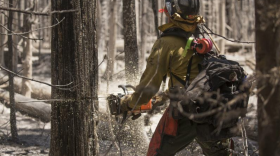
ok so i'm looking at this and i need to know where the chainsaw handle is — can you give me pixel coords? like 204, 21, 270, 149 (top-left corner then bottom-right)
118, 85, 128, 95
125, 85, 136, 91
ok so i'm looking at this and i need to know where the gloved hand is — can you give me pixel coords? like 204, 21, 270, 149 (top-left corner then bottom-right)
120, 95, 132, 113
120, 95, 142, 120
152, 91, 169, 108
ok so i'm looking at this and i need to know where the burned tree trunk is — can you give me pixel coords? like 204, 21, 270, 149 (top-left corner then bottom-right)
103, 0, 117, 80
21, 0, 35, 98
255, 1, 280, 155
152, 0, 159, 38
6, 0, 18, 140
0, 10, 6, 66
50, 0, 99, 155
140, 0, 147, 71
98, 0, 108, 56
123, 0, 139, 85
121, 0, 149, 153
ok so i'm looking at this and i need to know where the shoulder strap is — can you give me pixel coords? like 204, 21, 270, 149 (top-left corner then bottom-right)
161, 28, 198, 88
185, 54, 195, 88
170, 54, 194, 88
160, 27, 192, 40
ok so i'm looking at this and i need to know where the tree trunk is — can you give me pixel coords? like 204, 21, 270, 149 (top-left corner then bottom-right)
21, 0, 34, 98
103, 0, 117, 80
152, 0, 159, 38
0, 13, 5, 66
7, 0, 18, 140
98, 0, 108, 55
50, 0, 99, 155
121, 0, 149, 153
96, 0, 102, 53
140, 0, 147, 71
123, 0, 139, 85
218, 1, 225, 54
255, 1, 280, 156
12, 1, 19, 74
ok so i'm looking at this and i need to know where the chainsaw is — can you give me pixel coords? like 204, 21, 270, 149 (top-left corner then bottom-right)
107, 85, 153, 118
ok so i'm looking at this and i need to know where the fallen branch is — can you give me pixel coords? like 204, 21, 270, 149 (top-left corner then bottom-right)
0, 71, 51, 99
240, 118, 249, 156
0, 88, 51, 122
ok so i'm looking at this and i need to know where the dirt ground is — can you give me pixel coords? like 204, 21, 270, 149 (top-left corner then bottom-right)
0, 95, 259, 156
0, 103, 50, 156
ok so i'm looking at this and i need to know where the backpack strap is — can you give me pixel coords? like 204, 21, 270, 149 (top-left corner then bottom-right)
170, 54, 194, 89
161, 27, 192, 40
160, 27, 196, 88
185, 54, 195, 88
169, 55, 175, 87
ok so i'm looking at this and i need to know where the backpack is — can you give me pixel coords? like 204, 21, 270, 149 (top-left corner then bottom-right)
180, 54, 250, 129
161, 28, 250, 130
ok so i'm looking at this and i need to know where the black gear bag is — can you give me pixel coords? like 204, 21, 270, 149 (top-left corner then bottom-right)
171, 54, 250, 129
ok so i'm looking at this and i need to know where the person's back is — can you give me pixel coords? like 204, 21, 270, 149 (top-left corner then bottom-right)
126, 34, 202, 107
120, 0, 235, 155
145, 32, 233, 156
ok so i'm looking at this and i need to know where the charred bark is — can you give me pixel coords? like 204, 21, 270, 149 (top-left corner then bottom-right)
140, 0, 147, 71
151, 0, 159, 38
0, 11, 5, 66
50, 0, 99, 155
255, 1, 280, 155
123, 0, 139, 85
6, 0, 18, 140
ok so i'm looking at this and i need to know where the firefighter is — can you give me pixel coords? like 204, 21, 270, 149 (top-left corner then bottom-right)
121, 0, 234, 155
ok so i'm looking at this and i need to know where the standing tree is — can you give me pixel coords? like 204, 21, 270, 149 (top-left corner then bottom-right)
151, 0, 159, 38
255, 1, 280, 155
103, 0, 117, 80
120, 1, 149, 155
0, 10, 5, 66
123, 0, 139, 85
21, 0, 35, 97
50, 0, 99, 155
6, 0, 18, 140
140, 0, 147, 71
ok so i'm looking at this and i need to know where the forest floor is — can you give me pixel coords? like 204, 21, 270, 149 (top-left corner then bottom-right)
0, 52, 259, 156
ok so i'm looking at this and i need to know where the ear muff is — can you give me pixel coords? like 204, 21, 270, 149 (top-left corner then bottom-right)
205, 38, 213, 51
195, 38, 213, 54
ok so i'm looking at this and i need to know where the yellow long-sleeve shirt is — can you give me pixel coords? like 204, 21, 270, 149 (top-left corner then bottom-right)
128, 35, 202, 108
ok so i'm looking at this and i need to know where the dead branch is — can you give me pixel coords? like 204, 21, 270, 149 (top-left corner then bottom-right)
240, 118, 249, 156
177, 93, 248, 120
0, 6, 78, 16
0, 65, 73, 89
0, 23, 42, 40
0, 17, 65, 36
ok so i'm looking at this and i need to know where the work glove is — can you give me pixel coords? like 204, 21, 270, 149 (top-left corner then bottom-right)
152, 91, 169, 108
120, 95, 132, 113
120, 95, 142, 120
